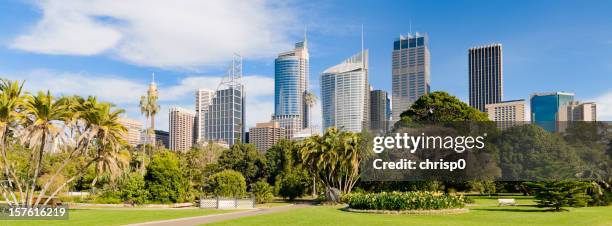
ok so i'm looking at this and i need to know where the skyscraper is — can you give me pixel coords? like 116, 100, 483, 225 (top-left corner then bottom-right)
249, 121, 286, 152
205, 55, 245, 146
274, 38, 309, 133
392, 32, 430, 123
169, 107, 195, 152
195, 89, 213, 143
469, 44, 503, 112
321, 50, 369, 132
118, 117, 143, 147
530, 92, 575, 132
370, 89, 390, 134
558, 101, 597, 122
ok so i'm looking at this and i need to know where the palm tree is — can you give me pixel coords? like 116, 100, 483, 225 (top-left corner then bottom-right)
303, 91, 318, 196
139, 92, 159, 174
41, 101, 126, 206
21, 91, 69, 206
0, 79, 26, 205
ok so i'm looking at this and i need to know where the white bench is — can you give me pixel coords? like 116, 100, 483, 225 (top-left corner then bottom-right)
498, 198, 517, 206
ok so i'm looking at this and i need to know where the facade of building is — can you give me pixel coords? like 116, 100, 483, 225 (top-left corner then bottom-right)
169, 107, 195, 151
205, 86, 245, 146
558, 101, 597, 121
485, 99, 525, 129
469, 44, 503, 112
195, 89, 214, 143
154, 130, 170, 149
249, 121, 286, 152
370, 89, 390, 134
321, 50, 369, 132
274, 39, 310, 131
392, 32, 430, 123
271, 115, 301, 140
118, 117, 143, 147
530, 92, 575, 132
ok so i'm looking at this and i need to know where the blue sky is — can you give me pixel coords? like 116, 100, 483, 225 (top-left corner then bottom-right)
1, 0, 611, 131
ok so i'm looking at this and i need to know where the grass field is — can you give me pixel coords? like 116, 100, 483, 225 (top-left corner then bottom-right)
207, 197, 612, 226
1, 208, 234, 226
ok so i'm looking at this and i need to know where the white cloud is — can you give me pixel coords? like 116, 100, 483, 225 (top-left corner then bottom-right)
4, 70, 281, 130
590, 91, 612, 121
10, 0, 298, 69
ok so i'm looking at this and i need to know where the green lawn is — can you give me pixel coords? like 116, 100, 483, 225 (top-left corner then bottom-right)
207, 200, 612, 226
2, 208, 234, 226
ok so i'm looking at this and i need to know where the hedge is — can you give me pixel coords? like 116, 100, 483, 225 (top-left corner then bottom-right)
343, 191, 465, 210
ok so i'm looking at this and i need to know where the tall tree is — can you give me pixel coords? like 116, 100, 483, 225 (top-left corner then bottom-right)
21, 91, 69, 206
0, 79, 26, 205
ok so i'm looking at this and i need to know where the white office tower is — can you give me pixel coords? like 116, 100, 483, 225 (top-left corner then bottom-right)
321, 50, 369, 132
169, 107, 195, 152
195, 89, 213, 143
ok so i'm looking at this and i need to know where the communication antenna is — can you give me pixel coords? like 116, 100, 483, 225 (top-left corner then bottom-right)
217, 53, 243, 91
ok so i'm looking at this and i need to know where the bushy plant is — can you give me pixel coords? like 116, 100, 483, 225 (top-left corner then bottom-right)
208, 170, 247, 197
344, 191, 465, 211
278, 171, 309, 200
251, 181, 274, 203
145, 151, 190, 203
524, 181, 590, 211
119, 173, 149, 205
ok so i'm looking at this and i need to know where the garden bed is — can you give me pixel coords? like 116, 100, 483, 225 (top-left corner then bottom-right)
345, 207, 469, 215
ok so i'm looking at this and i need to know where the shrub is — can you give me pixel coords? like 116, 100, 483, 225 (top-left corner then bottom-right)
344, 191, 465, 211
251, 181, 274, 203
119, 173, 149, 205
524, 181, 590, 211
278, 171, 309, 200
209, 170, 247, 197
145, 151, 190, 203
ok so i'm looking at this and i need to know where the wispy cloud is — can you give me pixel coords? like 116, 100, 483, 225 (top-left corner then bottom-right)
590, 90, 612, 121
10, 0, 300, 70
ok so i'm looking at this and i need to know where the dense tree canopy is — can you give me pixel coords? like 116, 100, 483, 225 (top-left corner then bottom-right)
398, 91, 489, 123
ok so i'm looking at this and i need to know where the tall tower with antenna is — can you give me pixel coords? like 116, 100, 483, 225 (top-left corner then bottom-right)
205, 54, 246, 146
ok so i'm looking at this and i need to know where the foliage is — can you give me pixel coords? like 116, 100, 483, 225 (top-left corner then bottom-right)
498, 125, 583, 180
278, 170, 310, 200
208, 170, 247, 198
398, 91, 489, 123
265, 140, 300, 185
300, 127, 366, 195
218, 143, 267, 185
343, 191, 465, 210
145, 151, 190, 203
251, 181, 274, 203
467, 180, 496, 195
119, 173, 149, 205
524, 181, 590, 211
181, 142, 227, 192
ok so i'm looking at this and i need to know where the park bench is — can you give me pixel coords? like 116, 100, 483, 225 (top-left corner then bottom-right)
497, 198, 517, 206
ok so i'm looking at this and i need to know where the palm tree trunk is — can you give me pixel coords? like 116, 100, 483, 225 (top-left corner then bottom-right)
28, 132, 46, 207
42, 157, 100, 206
1, 132, 22, 206
150, 115, 156, 147
141, 116, 148, 176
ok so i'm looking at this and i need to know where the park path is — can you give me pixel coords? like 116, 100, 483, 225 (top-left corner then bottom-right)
125, 203, 311, 226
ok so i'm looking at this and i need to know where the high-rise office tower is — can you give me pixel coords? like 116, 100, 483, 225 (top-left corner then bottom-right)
485, 99, 525, 129
206, 55, 245, 146
274, 37, 310, 134
370, 90, 390, 134
392, 32, 430, 123
118, 117, 143, 147
195, 89, 213, 143
469, 44, 503, 112
321, 50, 369, 132
169, 107, 195, 151
530, 92, 575, 132
249, 121, 286, 152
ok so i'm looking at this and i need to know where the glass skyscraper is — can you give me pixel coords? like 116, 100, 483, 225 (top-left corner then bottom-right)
530, 92, 574, 132
321, 50, 369, 132
274, 40, 309, 130
392, 32, 430, 123
205, 86, 245, 146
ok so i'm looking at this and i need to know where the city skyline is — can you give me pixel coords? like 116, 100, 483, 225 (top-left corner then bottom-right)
1, 0, 611, 132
